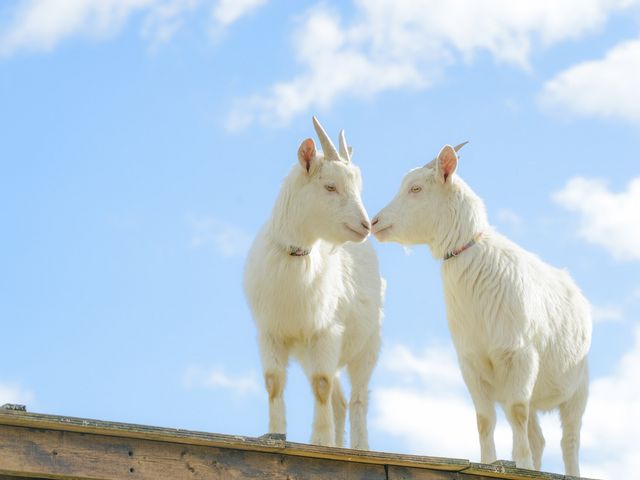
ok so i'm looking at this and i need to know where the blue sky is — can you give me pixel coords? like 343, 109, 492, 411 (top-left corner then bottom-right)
1, 1, 640, 478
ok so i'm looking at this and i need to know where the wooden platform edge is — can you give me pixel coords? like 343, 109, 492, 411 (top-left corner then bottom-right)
0, 406, 598, 480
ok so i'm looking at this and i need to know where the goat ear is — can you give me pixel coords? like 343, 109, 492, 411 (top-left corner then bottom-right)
348, 146, 353, 157
298, 138, 316, 174
436, 144, 458, 183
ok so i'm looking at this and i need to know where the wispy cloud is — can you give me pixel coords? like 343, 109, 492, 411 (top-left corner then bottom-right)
183, 366, 260, 395
0, 0, 267, 57
188, 214, 253, 258
553, 177, 640, 261
540, 38, 640, 123
228, 0, 637, 129
141, 0, 201, 47
0, 0, 157, 57
210, 0, 268, 28
373, 334, 640, 477
0, 382, 35, 406
592, 304, 624, 324
496, 208, 524, 234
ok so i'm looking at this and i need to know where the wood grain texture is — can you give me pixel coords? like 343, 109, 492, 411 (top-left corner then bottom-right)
0, 476, 48, 480
0, 409, 599, 480
461, 463, 598, 480
0, 424, 386, 480
388, 465, 461, 479
0, 409, 467, 472
387, 465, 545, 480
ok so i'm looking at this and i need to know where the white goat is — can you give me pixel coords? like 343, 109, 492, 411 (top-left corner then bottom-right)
372, 144, 591, 476
244, 117, 383, 449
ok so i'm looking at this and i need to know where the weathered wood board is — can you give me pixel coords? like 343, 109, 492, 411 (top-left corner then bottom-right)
0, 406, 597, 480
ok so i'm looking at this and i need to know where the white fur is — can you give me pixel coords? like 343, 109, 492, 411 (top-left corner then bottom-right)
372, 145, 591, 476
244, 120, 383, 449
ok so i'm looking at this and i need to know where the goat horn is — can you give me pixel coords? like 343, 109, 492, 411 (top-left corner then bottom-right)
312, 116, 339, 161
338, 129, 350, 163
454, 141, 469, 152
424, 141, 469, 167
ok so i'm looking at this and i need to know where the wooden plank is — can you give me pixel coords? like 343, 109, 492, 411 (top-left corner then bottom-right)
461, 463, 599, 480
0, 476, 48, 480
0, 424, 388, 480
388, 465, 462, 479
0, 408, 599, 480
0, 410, 468, 472
389, 465, 522, 480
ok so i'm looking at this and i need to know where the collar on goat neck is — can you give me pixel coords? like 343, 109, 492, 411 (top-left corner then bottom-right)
288, 245, 311, 257
266, 221, 313, 257
443, 232, 483, 261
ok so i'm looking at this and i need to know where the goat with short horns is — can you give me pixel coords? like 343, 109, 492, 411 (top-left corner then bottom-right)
244, 117, 384, 449
372, 143, 591, 476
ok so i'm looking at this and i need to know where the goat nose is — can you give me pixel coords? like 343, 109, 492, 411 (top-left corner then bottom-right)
361, 220, 371, 231
371, 216, 379, 227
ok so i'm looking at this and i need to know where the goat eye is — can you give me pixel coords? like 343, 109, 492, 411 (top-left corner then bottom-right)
325, 184, 337, 192
410, 185, 422, 193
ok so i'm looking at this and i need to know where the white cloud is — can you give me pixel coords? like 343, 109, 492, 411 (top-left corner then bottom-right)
540, 38, 640, 123
211, 0, 268, 28
496, 208, 523, 233
0, 0, 157, 57
141, 0, 201, 46
580, 324, 640, 478
373, 333, 640, 478
382, 344, 463, 391
229, 0, 637, 128
188, 214, 253, 258
183, 366, 260, 395
553, 177, 640, 261
0, 0, 266, 56
372, 343, 514, 462
592, 304, 624, 324
0, 382, 35, 406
